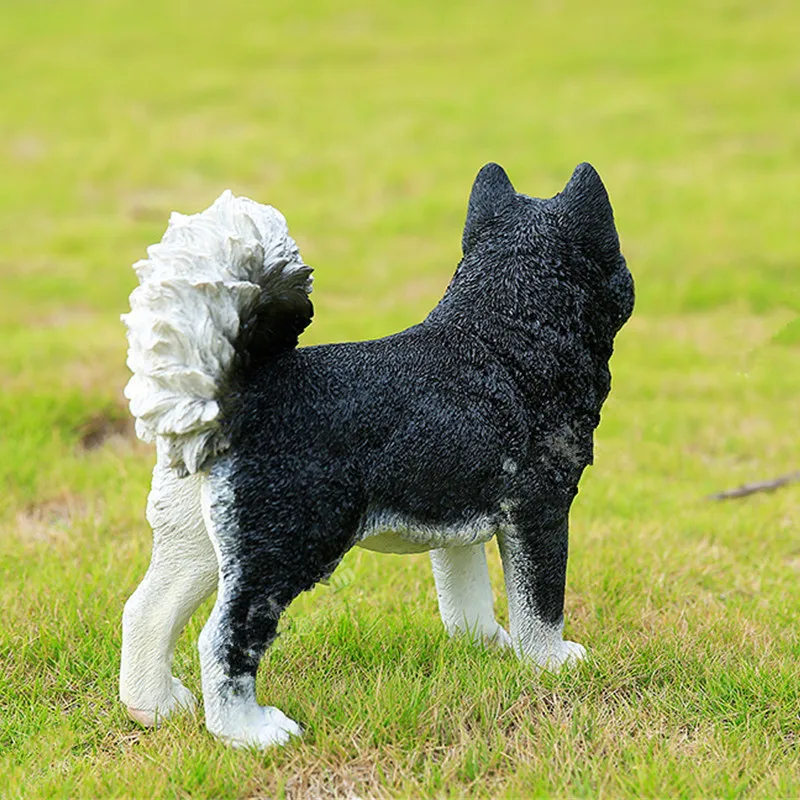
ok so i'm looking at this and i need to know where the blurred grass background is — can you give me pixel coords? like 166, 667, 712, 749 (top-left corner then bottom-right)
1, 0, 798, 797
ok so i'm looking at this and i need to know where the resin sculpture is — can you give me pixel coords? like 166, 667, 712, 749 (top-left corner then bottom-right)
120, 163, 634, 747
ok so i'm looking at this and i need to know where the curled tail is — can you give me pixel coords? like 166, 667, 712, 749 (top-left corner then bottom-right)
122, 190, 312, 475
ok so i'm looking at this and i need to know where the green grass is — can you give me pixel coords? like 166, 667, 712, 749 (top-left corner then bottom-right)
1, 0, 798, 796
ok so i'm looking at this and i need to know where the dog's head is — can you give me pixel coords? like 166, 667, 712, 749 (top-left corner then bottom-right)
461, 163, 634, 333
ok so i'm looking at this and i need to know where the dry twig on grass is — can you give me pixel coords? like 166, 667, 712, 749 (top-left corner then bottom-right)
707, 471, 800, 501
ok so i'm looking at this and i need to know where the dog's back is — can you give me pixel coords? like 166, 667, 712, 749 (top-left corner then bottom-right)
221, 162, 633, 556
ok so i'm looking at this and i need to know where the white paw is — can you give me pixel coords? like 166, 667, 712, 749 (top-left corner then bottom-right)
126, 677, 197, 727
536, 640, 587, 671
481, 623, 513, 650
217, 706, 302, 749
447, 620, 513, 649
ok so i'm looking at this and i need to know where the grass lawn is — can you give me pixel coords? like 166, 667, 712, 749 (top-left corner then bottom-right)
1, 0, 798, 796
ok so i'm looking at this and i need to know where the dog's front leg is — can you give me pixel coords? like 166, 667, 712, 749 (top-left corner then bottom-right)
497, 499, 586, 669
430, 543, 511, 648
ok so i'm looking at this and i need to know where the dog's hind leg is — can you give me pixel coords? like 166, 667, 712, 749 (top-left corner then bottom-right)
430, 543, 511, 648
197, 460, 360, 748
120, 450, 219, 726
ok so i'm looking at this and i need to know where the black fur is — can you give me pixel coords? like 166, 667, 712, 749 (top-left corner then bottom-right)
236, 265, 314, 365
208, 163, 633, 683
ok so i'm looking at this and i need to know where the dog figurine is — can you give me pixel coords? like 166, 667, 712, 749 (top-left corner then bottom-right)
120, 163, 634, 748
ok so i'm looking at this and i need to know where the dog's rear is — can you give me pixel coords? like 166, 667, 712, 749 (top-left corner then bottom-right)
120, 165, 633, 748
120, 191, 313, 742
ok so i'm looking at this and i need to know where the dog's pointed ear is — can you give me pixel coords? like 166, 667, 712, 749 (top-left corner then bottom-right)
462, 163, 516, 254
557, 163, 620, 267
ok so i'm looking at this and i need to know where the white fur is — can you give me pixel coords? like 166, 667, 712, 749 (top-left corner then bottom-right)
429, 544, 512, 648
358, 509, 498, 553
121, 190, 311, 474
119, 441, 218, 724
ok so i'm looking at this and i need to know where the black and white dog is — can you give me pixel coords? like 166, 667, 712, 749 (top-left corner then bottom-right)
120, 163, 634, 748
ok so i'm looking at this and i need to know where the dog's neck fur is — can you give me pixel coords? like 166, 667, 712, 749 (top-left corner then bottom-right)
430, 251, 615, 351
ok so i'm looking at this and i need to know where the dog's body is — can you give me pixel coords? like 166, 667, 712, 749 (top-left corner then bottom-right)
120, 163, 633, 747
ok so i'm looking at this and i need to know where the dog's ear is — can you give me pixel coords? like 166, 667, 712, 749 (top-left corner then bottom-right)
557, 163, 620, 268
462, 163, 516, 254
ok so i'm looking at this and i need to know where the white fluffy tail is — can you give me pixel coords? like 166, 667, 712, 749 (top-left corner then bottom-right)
122, 190, 312, 475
